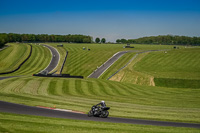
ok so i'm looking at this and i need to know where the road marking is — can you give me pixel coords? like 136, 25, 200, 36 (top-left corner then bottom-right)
37, 106, 85, 114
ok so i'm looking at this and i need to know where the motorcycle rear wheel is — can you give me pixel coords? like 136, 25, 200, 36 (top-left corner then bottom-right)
88, 110, 93, 117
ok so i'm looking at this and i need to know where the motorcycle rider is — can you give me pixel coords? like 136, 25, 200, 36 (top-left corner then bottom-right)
92, 101, 106, 115
97, 100, 106, 107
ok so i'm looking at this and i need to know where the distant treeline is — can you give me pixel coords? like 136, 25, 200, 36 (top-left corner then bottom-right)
116, 35, 200, 45
0, 33, 92, 48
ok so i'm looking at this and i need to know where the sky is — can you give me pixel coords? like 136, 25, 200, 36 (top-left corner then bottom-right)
0, 0, 200, 42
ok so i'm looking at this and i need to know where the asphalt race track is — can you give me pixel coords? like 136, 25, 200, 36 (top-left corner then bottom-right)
0, 101, 200, 128
0, 76, 17, 80
42, 44, 60, 73
88, 51, 128, 78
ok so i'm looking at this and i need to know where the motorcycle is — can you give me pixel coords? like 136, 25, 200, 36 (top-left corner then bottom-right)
88, 105, 110, 118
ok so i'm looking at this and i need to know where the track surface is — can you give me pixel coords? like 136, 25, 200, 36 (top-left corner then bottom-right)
0, 76, 16, 80
88, 51, 128, 78
42, 44, 60, 73
0, 101, 199, 128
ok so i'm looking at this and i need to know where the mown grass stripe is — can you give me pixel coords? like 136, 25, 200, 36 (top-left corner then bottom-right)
0, 43, 28, 73
11, 44, 40, 75
95, 80, 111, 96
75, 79, 84, 95
2, 79, 26, 93
90, 80, 104, 96
86, 81, 96, 95
0, 44, 31, 74
62, 79, 70, 95
103, 81, 127, 96
21, 79, 41, 95
7, 44, 28, 70
38, 78, 51, 95
98, 80, 121, 96
4, 44, 51, 76
26, 45, 46, 73
68, 79, 76, 95
55, 80, 64, 95
48, 80, 57, 95
0, 78, 18, 91
79, 80, 90, 96
114, 82, 136, 96
120, 83, 146, 97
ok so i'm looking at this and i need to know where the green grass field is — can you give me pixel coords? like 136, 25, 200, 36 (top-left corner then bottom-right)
60, 43, 128, 77
0, 76, 199, 123
45, 43, 172, 77
0, 112, 199, 133
110, 52, 157, 86
0, 43, 30, 73
111, 47, 200, 88
134, 48, 200, 79
0, 43, 200, 132
0, 43, 51, 76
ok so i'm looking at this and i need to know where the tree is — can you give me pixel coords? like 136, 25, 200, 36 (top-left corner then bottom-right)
101, 38, 106, 43
116, 39, 121, 43
83, 37, 92, 43
121, 39, 127, 44
116, 39, 127, 44
95, 37, 100, 43
0, 33, 8, 48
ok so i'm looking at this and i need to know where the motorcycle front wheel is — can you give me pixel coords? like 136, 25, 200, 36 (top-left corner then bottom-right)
100, 110, 109, 118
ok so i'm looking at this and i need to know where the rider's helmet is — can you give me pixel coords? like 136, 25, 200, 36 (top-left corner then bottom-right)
101, 100, 105, 103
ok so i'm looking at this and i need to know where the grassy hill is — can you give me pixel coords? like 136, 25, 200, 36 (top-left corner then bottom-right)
0, 76, 199, 123
0, 43, 51, 76
110, 52, 155, 86
134, 48, 200, 88
46, 43, 172, 77
134, 48, 200, 79
58, 43, 128, 77
0, 43, 200, 132
110, 47, 200, 88
0, 43, 30, 73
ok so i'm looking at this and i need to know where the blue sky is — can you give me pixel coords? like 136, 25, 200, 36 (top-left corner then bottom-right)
0, 0, 200, 42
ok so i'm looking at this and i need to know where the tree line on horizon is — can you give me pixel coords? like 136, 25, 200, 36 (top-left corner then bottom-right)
0, 33, 92, 48
1, 33, 200, 48
116, 35, 200, 45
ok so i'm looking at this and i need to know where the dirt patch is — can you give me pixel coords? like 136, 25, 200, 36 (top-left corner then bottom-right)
150, 77, 155, 86
110, 71, 124, 82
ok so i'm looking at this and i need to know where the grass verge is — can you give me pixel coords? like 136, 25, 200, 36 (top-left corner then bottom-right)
154, 78, 200, 88
0, 112, 199, 133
